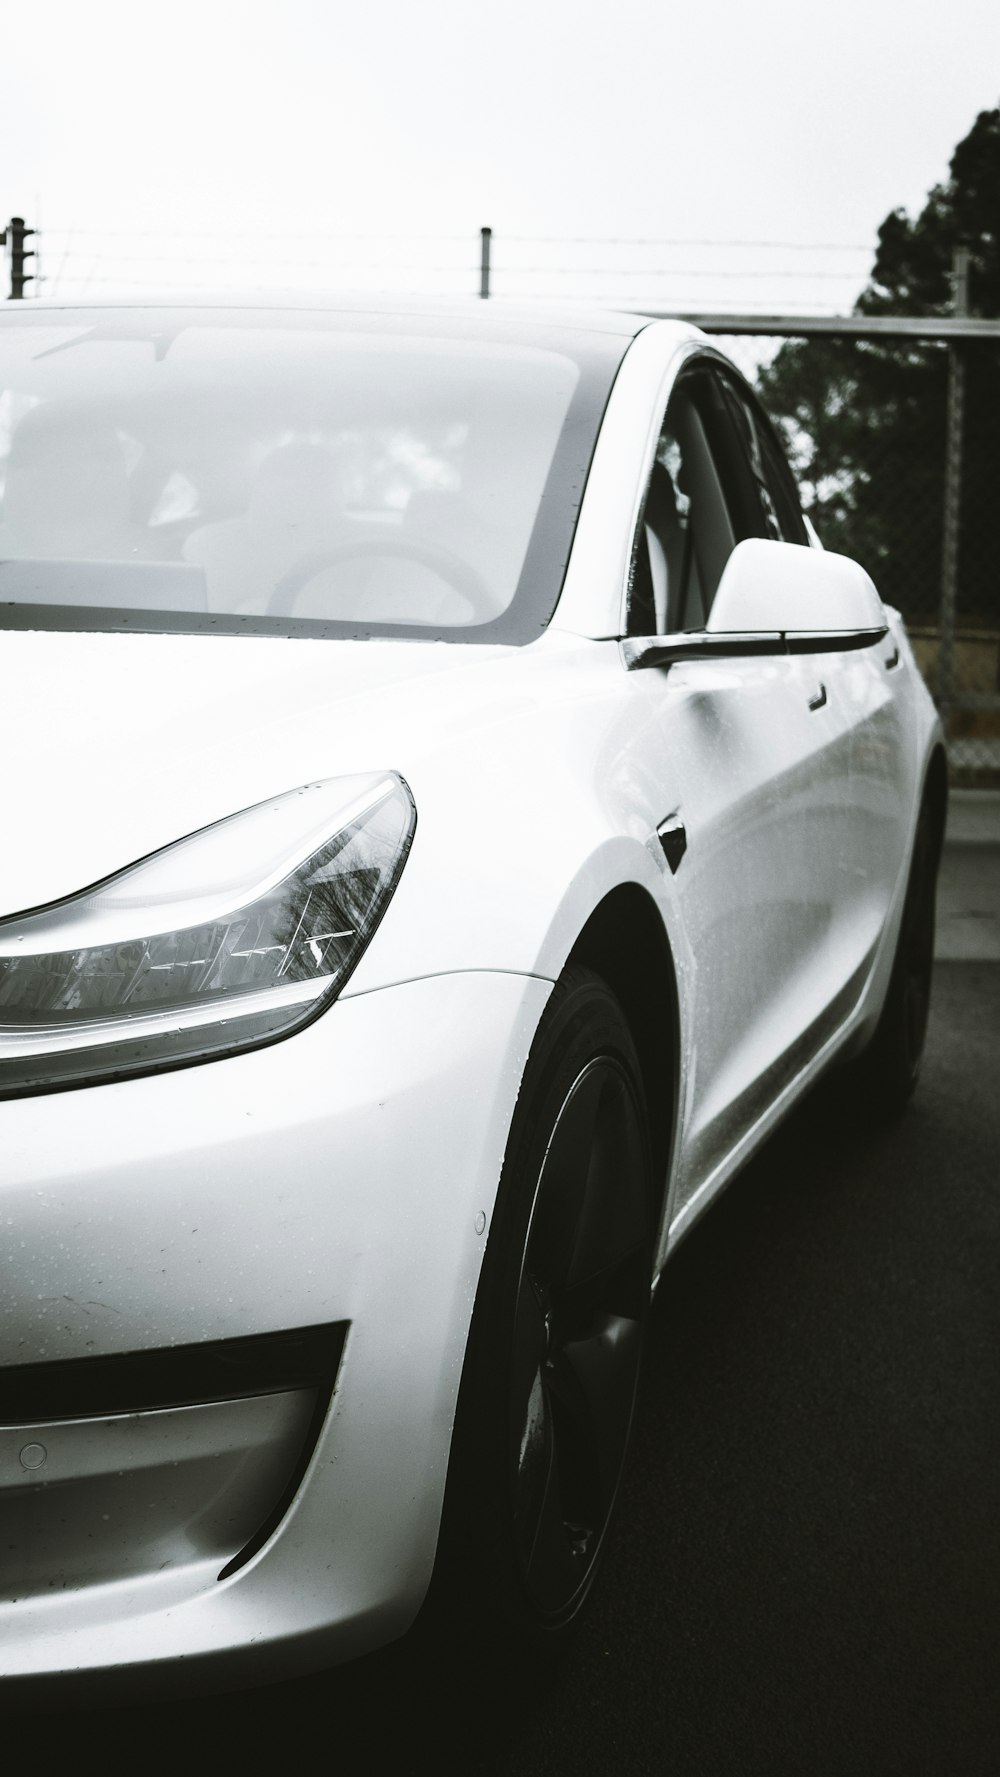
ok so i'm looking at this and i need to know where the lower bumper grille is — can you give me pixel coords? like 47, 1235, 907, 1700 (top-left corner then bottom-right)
0, 1324, 348, 1599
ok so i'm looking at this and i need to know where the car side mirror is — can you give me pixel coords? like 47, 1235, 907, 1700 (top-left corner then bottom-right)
624, 537, 888, 671
706, 537, 887, 637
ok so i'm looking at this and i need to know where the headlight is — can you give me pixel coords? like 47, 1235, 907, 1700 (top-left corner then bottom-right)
0, 771, 415, 1096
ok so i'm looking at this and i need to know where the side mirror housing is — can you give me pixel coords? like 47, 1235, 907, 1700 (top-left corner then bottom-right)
707, 537, 886, 636
623, 538, 888, 672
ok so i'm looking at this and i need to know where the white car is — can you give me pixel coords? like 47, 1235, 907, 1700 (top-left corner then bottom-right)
0, 298, 944, 1698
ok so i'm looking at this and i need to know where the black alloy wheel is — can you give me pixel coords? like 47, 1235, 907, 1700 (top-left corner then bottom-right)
510, 1051, 649, 1618
422, 966, 655, 1669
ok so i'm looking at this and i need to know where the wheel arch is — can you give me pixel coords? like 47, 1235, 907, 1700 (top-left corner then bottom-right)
564, 883, 680, 1248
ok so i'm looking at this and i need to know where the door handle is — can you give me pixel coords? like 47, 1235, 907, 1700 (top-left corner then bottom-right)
807, 683, 827, 712
883, 645, 900, 670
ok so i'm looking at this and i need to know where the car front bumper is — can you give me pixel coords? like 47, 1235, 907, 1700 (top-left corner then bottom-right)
0, 969, 550, 1697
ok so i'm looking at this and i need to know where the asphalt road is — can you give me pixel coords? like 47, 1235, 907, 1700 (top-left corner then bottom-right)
7, 842, 999, 1774
471, 955, 1000, 1777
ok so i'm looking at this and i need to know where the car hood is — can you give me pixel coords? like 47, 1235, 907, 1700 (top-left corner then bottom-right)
0, 627, 537, 918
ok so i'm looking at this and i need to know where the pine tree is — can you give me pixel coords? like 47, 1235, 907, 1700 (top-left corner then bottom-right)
758, 106, 1000, 627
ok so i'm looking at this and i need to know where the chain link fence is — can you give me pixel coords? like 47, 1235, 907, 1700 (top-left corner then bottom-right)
697, 320, 1000, 786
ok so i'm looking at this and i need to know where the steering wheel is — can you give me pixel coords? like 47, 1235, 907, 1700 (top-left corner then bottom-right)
266, 536, 494, 618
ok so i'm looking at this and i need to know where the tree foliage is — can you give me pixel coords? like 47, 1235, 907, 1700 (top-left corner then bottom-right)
757, 106, 1000, 624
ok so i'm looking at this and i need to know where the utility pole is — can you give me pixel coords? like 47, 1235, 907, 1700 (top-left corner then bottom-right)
936, 243, 970, 720
479, 226, 492, 299
1, 217, 36, 299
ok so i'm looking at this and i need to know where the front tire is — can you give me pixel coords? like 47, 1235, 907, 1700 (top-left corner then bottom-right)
422, 965, 654, 1668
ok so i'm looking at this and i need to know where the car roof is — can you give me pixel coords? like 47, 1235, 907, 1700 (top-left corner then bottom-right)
0, 292, 693, 348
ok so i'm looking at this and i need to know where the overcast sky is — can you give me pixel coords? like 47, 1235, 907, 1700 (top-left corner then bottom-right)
1, 0, 998, 313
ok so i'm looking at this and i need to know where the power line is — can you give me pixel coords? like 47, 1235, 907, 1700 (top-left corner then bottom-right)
493, 266, 865, 280
502, 235, 872, 252
33, 278, 858, 315
42, 254, 483, 271
36, 226, 873, 254
35, 276, 466, 294
37, 227, 474, 243
36, 253, 868, 281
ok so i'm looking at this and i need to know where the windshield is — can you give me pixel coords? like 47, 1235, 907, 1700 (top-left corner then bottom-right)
0, 307, 629, 644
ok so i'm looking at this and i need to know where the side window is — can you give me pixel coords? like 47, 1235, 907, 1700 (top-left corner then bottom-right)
626, 371, 738, 636
626, 361, 814, 637
718, 376, 809, 546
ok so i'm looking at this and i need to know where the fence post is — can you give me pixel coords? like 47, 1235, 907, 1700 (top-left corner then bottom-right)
937, 244, 970, 720
479, 226, 492, 300
1, 217, 35, 300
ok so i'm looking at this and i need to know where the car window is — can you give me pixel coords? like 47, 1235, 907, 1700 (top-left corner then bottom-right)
626, 359, 812, 637
0, 309, 629, 645
717, 374, 809, 546
627, 368, 739, 636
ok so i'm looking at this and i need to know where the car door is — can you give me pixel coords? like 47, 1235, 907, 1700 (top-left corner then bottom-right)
625, 358, 866, 1216
721, 371, 914, 1063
